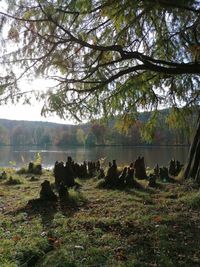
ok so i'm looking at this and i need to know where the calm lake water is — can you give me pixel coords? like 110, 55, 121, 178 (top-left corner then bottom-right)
0, 145, 189, 169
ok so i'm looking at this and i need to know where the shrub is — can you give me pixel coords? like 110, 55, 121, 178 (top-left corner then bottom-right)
5, 176, 22, 185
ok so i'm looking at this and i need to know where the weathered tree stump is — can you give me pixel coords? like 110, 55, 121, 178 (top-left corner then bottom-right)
134, 157, 147, 179
40, 180, 57, 201
169, 159, 176, 176
58, 183, 69, 202
148, 174, 157, 187
105, 160, 118, 186
125, 167, 135, 187
159, 167, 169, 182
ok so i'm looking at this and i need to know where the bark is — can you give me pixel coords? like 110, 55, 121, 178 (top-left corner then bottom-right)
183, 112, 200, 182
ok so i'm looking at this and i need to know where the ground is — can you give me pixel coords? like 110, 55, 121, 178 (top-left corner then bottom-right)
0, 168, 200, 267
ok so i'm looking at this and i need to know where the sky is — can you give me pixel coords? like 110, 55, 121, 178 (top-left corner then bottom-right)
0, 78, 73, 125
0, 102, 70, 124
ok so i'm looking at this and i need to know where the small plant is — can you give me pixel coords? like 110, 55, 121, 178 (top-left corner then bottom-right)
68, 189, 87, 206
34, 152, 42, 165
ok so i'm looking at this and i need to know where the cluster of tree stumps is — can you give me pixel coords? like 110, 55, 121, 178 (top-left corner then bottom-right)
17, 162, 42, 176
169, 159, 183, 176
28, 162, 42, 175
37, 157, 103, 203
28, 156, 184, 204
100, 157, 145, 189
102, 159, 142, 189
150, 159, 183, 186
100, 157, 183, 189
54, 156, 102, 188
39, 179, 69, 202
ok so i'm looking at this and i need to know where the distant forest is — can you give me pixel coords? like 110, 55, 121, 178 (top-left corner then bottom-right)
0, 110, 195, 146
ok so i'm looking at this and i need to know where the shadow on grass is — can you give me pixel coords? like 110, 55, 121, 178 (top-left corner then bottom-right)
130, 217, 200, 267
8, 191, 88, 228
78, 213, 200, 267
97, 178, 143, 190
96, 178, 163, 195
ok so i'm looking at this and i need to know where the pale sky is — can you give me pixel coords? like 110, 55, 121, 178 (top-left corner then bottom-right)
0, 78, 73, 125
0, 103, 70, 124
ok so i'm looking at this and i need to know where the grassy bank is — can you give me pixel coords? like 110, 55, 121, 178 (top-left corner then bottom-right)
0, 169, 200, 266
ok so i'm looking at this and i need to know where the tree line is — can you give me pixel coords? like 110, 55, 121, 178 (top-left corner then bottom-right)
0, 109, 195, 146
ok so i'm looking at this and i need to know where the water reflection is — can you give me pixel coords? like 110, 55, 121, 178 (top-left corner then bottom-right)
0, 145, 189, 168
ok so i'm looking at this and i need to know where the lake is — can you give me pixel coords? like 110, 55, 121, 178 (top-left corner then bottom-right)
0, 145, 189, 169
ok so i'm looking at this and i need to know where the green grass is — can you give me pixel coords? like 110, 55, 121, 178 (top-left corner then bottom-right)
179, 191, 200, 209
0, 169, 200, 266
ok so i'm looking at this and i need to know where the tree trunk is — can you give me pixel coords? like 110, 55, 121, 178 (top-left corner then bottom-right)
183, 112, 200, 182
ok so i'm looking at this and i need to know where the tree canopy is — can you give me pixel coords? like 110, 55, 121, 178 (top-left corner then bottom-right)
0, 0, 199, 122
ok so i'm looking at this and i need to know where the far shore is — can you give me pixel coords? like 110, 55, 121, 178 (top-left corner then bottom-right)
0, 144, 190, 148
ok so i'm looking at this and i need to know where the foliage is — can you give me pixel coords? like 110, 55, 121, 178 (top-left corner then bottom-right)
34, 152, 42, 165
0, 0, 199, 123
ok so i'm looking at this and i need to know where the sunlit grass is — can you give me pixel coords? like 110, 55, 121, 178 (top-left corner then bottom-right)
0, 169, 200, 266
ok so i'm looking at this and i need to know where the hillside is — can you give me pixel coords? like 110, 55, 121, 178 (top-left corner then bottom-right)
0, 109, 194, 146
0, 118, 74, 130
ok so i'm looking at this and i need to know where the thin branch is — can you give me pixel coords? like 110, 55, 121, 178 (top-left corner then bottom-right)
0, 11, 49, 22
147, 0, 200, 13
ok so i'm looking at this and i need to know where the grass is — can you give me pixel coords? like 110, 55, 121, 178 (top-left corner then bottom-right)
179, 191, 200, 209
0, 169, 200, 266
